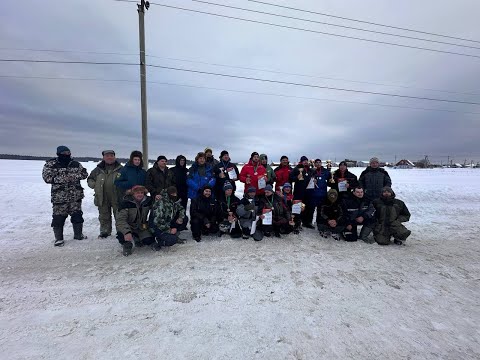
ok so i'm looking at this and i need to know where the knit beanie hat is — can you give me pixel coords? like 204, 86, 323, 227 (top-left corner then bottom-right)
157, 155, 167, 162
220, 150, 229, 158
247, 186, 257, 193
264, 184, 273, 192
300, 156, 308, 162
56, 145, 70, 155
223, 181, 233, 191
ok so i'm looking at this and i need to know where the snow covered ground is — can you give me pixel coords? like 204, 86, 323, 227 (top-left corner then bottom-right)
1, 160, 479, 359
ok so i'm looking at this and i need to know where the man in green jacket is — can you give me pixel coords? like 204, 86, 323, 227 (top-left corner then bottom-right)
87, 150, 123, 238
260, 154, 276, 186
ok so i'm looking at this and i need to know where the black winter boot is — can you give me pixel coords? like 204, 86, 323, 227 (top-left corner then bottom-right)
53, 227, 64, 247
123, 242, 133, 256
73, 223, 87, 240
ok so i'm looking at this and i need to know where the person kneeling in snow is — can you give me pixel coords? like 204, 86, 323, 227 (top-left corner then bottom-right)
317, 189, 345, 240
342, 186, 375, 242
116, 185, 155, 256
237, 186, 264, 241
190, 185, 218, 242
278, 183, 302, 234
259, 184, 293, 237
216, 181, 242, 238
150, 186, 188, 250
373, 186, 411, 245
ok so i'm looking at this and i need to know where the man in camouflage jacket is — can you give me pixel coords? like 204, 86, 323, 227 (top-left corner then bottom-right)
42, 145, 88, 247
150, 186, 188, 248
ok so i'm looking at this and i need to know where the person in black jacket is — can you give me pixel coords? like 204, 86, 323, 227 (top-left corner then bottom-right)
317, 189, 344, 240
216, 181, 242, 238
213, 150, 240, 200
289, 156, 314, 228
373, 186, 411, 245
331, 161, 358, 201
237, 186, 264, 241
259, 185, 293, 237
342, 186, 375, 242
190, 185, 218, 242
171, 155, 188, 210
145, 155, 176, 200
359, 157, 392, 202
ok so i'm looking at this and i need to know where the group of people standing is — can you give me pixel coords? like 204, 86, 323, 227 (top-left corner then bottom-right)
42, 146, 411, 256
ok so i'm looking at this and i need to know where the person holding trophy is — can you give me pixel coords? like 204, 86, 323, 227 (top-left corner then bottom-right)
239, 152, 267, 196
289, 156, 314, 228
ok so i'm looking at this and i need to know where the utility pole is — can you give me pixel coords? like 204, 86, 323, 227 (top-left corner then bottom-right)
138, 0, 149, 169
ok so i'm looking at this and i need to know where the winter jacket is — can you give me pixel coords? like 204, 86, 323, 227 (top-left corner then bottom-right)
237, 194, 263, 229
318, 198, 344, 224
213, 160, 240, 198
259, 193, 291, 224
260, 154, 276, 185
206, 156, 219, 168
239, 159, 267, 195
289, 165, 313, 201
42, 157, 88, 204
116, 195, 152, 235
145, 163, 176, 199
114, 161, 146, 192
217, 193, 241, 222
342, 193, 375, 227
190, 193, 218, 225
359, 167, 392, 201
274, 165, 292, 192
171, 155, 188, 205
331, 169, 358, 197
306, 167, 331, 205
187, 163, 216, 199
150, 188, 186, 233
87, 161, 122, 207
372, 189, 410, 240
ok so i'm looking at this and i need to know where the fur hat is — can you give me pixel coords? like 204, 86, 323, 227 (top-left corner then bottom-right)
370, 157, 380, 163
131, 185, 147, 194
327, 189, 338, 203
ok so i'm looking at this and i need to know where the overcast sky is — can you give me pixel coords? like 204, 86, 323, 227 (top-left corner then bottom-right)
1, 0, 480, 164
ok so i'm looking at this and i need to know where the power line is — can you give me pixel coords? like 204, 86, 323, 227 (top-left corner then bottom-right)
184, 0, 480, 51
247, 0, 480, 45
2, 47, 479, 96
146, 54, 480, 97
3, 74, 479, 115
3, 58, 479, 104
0, 59, 138, 66
142, 2, 480, 60
146, 64, 480, 105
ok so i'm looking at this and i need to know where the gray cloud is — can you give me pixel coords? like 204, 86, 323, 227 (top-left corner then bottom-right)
1, 0, 480, 164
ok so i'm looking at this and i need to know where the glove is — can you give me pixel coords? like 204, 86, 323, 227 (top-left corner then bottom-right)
244, 204, 255, 211
293, 228, 300, 235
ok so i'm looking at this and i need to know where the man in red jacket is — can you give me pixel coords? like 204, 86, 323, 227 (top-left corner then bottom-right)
274, 155, 292, 192
239, 152, 267, 196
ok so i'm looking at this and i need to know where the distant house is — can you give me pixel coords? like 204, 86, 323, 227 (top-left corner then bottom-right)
395, 159, 414, 169
357, 160, 370, 167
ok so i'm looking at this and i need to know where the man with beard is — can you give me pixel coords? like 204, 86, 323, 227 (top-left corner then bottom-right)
171, 155, 188, 210
150, 186, 188, 249
216, 181, 242, 238
274, 155, 292, 192
289, 156, 314, 228
204, 147, 219, 168
87, 150, 123, 238
331, 161, 358, 201
187, 152, 216, 200
359, 157, 392, 202
239, 152, 267, 196
373, 186, 411, 245
190, 185, 218, 242
237, 186, 264, 241
317, 189, 344, 240
116, 185, 154, 256
259, 185, 293, 237
42, 145, 88, 246
342, 186, 375, 242
213, 150, 240, 200
145, 155, 176, 200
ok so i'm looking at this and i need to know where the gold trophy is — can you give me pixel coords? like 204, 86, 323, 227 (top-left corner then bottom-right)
298, 168, 304, 180
329, 170, 335, 184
